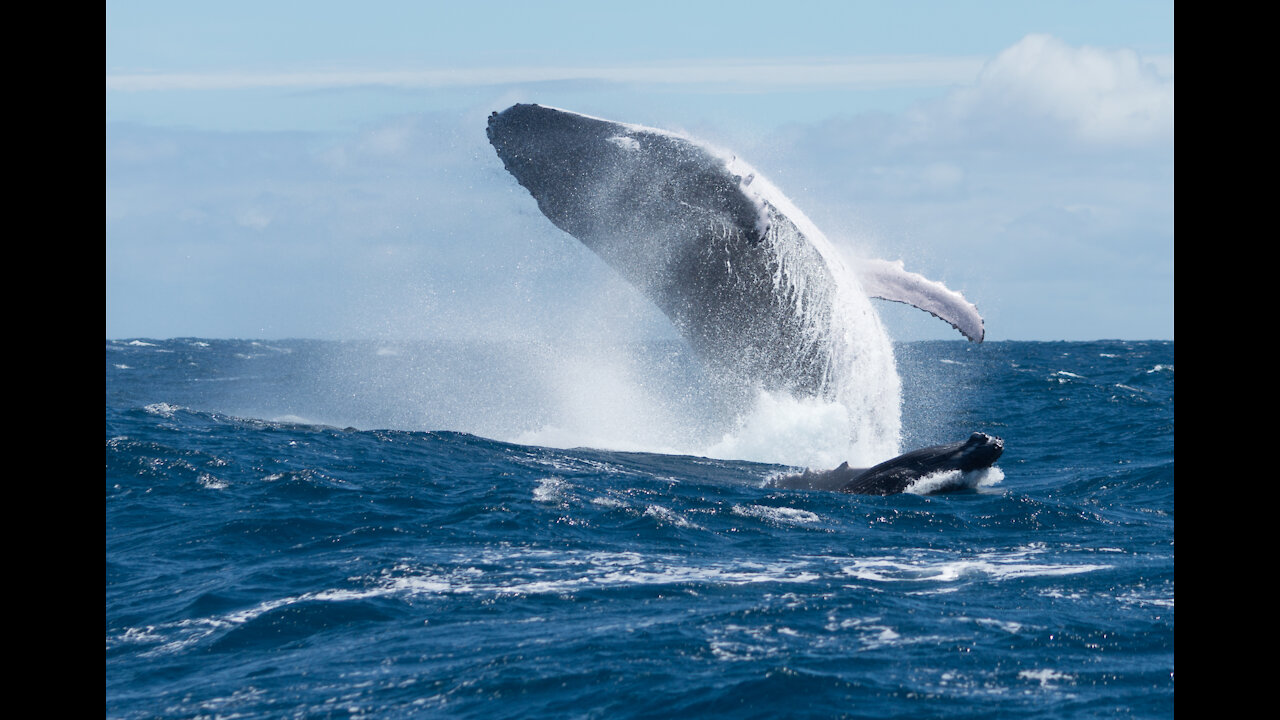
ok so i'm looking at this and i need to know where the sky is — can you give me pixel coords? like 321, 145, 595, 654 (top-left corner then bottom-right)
106, 1, 1174, 342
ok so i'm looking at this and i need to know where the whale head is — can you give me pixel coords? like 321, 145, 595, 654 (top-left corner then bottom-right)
955, 432, 1004, 471
486, 104, 656, 206
486, 104, 767, 254
487, 104, 621, 183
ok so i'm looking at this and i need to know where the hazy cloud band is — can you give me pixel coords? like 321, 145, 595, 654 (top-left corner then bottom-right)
107, 57, 1003, 92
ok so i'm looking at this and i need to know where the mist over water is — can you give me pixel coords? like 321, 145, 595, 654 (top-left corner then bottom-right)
320, 232, 903, 471
243, 210, 908, 470
309, 335, 894, 469
172, 332, 898, 471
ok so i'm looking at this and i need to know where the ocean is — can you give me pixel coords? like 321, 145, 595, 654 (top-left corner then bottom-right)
106, 337, 1173, 718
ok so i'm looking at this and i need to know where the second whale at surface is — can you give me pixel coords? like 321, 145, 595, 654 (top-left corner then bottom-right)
771, 432, 1005, 495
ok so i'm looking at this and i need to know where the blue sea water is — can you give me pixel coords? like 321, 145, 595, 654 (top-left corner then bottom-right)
106, 338, 1173, 718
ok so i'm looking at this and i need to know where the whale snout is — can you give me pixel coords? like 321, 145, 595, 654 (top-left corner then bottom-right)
968, 432, 1003, 448
959, 432, 1004, 470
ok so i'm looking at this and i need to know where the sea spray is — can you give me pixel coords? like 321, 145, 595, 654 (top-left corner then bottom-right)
507, 333, 735, 456
715, 170, 903, 467
704, 390, 861, 469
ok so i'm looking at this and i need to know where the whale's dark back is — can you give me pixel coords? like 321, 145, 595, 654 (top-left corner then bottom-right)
840, 433, 1005, 495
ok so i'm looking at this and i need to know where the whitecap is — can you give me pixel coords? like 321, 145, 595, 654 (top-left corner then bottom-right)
1019, 669, 1073, 688
197, 473, 228, 490
840, 547, 1109, 584
643, 504, 703, 530
731, 504, 821, 525
143, 402, 182, 417
532, 477, 570, 504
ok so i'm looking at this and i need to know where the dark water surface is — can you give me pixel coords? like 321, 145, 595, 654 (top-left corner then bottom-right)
106, 339, 1173, 718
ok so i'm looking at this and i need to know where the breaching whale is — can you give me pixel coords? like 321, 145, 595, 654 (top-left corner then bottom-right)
486, 104, 983, 404
771, 432, 1005, 495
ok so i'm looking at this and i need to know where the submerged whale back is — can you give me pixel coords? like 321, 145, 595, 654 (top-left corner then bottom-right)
769, 432, 1005, 495
488, 104, 857, 397
840, 432, 1005, 495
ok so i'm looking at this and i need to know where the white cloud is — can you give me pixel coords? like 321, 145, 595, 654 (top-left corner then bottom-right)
722, 35, 1173, 340
919, 34, 1173, 147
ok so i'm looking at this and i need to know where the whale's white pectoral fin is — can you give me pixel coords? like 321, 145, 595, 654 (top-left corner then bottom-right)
856, 258, 985, 342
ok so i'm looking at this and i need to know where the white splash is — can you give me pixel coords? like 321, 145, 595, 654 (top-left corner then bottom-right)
905, 467, 1005, 495
718, 152, 903, 465
839, 546, 1109, 584
532, 477, 570, 504
706, 390, 870, 468
731, 504, 822, 525
1019, 669, 1074, 688
143, 402, 182, 418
